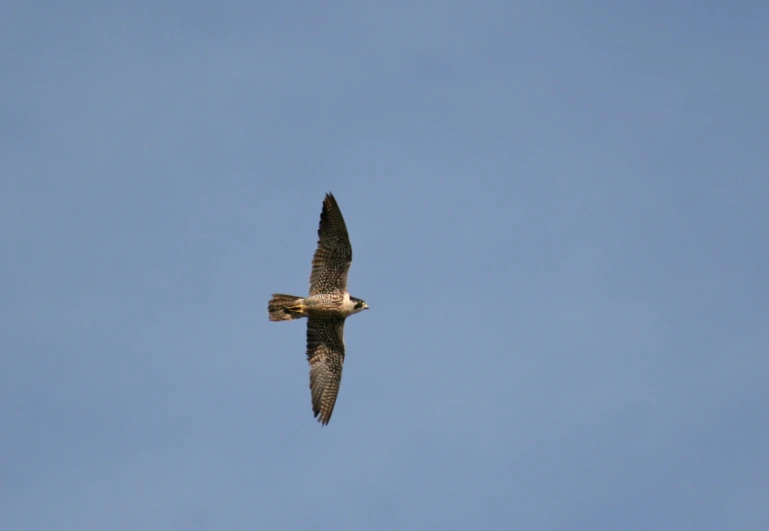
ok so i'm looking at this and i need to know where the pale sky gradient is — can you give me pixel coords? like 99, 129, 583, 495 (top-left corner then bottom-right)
2, 2, 768, 530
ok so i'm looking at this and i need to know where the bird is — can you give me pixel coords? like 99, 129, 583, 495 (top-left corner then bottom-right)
268, 192, 369, 425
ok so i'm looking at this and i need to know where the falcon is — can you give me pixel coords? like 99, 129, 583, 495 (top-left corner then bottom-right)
268, 192, 369, 425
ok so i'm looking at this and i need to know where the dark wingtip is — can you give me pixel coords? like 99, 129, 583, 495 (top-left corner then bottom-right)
321, 193, 340, 225
313, 410, 331, 426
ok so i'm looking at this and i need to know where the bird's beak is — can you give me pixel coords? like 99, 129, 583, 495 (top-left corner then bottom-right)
363, 303, 369, 310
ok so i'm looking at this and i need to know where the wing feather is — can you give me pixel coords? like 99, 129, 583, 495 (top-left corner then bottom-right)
309, 193, 352, 295
306, 317, 346, 425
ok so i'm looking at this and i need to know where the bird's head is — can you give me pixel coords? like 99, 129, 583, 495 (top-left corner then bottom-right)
351, 297, 369, 313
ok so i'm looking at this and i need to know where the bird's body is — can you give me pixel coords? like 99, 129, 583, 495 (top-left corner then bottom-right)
267, 193, 368, 425
305, 292, 359, 316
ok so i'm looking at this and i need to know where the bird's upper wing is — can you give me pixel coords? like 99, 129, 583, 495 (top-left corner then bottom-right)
309, 193, 352, 295
306, 317, 346, 425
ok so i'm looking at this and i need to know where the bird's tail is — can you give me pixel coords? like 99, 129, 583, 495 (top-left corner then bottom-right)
268, 294, 307, 321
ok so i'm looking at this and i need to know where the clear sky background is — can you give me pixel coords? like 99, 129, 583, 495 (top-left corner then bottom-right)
2, 2, 768, 530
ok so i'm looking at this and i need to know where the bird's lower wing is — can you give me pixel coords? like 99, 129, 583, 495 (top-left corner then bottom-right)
306, 317, 346, 425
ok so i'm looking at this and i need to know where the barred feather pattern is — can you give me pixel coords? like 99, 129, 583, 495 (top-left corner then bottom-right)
309, 193, 353, 295
268, 294, 306, 321
307, 317, 346, 425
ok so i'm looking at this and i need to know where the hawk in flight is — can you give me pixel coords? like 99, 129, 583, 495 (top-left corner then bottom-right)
268, 193, 368, 425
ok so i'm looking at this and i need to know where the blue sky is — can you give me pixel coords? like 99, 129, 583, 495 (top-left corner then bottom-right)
2, 2, 768, 529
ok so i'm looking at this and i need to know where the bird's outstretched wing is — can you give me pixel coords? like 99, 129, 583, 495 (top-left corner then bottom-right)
309, 193, 352, 295
306, 317, 346, 425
